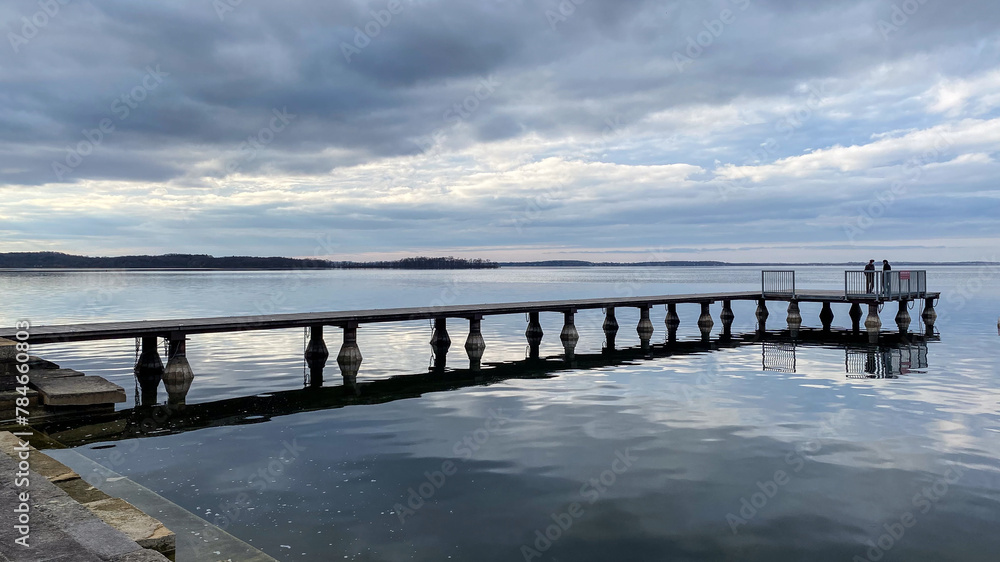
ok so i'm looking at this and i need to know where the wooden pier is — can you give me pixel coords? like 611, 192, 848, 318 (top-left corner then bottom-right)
0, 269, 940, 400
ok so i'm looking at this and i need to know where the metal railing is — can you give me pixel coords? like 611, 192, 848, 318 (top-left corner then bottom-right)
845, 270, 926, 300
845, 342, 928, 378
762, 270, 795, 297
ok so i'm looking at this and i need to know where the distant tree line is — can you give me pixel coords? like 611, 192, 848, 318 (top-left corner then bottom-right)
334, 256, 499, 269
0, 252, 499, 270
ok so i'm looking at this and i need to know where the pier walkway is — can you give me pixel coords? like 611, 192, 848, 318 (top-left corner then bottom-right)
0, 269, 940, 398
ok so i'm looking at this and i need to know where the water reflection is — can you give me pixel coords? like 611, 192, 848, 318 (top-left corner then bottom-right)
759, 330, 934, 379
49, 328, 936, 448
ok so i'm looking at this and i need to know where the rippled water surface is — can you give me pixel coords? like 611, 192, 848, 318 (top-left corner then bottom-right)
3, 266, 999, 561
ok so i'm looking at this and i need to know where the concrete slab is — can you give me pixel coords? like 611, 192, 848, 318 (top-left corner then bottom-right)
32, 375, 126, 406
57, 476, 114, 504
47, 449, 279, 562
0, 449, 143, 562
85, 498, 175, 554
109, 549, 171, 561
27, 368, 85, 380
0, 433, 80, 483
0, 337, 15, 361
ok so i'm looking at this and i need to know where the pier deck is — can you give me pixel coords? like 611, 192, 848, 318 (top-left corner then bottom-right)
0, 289, 937, 344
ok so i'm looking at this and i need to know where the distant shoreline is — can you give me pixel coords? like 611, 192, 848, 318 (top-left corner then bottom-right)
0, 252, 996, 271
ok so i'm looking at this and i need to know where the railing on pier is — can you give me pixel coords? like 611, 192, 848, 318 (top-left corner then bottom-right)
762, 270, 796, 298
845, 270, 927, 300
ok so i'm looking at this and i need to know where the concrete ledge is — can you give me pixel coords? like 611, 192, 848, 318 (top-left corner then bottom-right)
32, 375, 126, 406
0, 337, 15, 361
86, 498, 176, 554
0, 431, 172, 561
0, 446, 148, 561
0, 432, 80, 483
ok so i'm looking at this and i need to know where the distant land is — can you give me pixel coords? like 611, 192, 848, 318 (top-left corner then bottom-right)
0, 252, 996, 270
0, 252, 499, 270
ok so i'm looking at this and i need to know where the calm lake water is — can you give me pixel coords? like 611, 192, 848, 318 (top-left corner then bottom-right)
3, 266, 1000, 561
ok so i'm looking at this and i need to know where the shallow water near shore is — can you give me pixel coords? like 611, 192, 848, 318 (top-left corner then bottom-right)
4, 265, 1000, 561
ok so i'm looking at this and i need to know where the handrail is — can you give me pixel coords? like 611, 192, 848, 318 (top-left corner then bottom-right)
762, 270, 795, 297
845, 270, 926, 300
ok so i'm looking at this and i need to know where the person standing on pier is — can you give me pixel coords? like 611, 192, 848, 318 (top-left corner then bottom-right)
865, 259, 876, 293
882, 259, 892, 296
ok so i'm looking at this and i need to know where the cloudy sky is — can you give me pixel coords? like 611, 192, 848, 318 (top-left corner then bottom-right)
2, 0, 998, 262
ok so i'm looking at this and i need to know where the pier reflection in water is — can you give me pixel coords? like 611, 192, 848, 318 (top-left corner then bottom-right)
56, 327, 936, 447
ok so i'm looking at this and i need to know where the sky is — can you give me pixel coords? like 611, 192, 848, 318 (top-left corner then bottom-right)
1, 0, 998, 262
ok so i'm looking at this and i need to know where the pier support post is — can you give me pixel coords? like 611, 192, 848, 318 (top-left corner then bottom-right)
849, 302, 863, 334
665, 303, 680, 343
304, 325, 330, 387
134, 336, 163, 405
603, 307, 619, 352
430, 318, 451, 371
819, 302, 834, 332
786, 300, 802, 338
865, 304, 882, 343
755, 299, 769, 332
337, 323, 363, 383
465, 316, 486, 371
637, 305, 654, 351
895, 300, 911, 335
697, 302, 714, 343
921, 297, 937, 327
525, 311, 543, 359
720, 300, 735, 340
560, 309, 579, 363
164, 334, 194, 405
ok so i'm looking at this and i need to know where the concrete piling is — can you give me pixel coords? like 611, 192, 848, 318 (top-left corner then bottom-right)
163, 334, 194, 405
134, 336, 163, 405
720, 300, 735, 340
896, 300, 911, 334
849, 302, 863, 334
665, 303, 680, 343
560, 309, 580, 362
525, 311, 543, 359
636, 305, 654, 351
755, 299, 768, 331
337, 323, 362, 382
465, 316, 486, 371
304, 325, 329, 387
786, 300, 802, 338
603, 307, 619, 352
698, 302, 714, 343
819, 302, 834, 331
